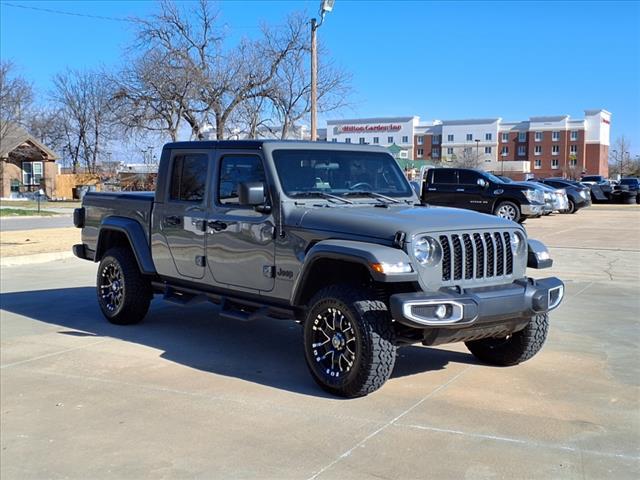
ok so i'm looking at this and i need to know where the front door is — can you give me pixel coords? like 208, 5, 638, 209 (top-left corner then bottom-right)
457, 170, 488, 212
206, 151, 275, 292
156, 151, 210, 280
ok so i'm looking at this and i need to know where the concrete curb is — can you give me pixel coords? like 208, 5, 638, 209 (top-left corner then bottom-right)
1, 251, 75, 267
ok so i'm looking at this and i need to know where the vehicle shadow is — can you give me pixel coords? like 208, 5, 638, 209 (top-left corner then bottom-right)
0, 287, 479, 398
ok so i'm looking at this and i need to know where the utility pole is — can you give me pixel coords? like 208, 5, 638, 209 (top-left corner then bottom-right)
310, 0, 335, 141
475, 139, 480, 166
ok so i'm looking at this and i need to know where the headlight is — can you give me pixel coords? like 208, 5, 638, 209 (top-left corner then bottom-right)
413, 236, 441, 266
511, 231, 526, 255
524, 189, 542, 203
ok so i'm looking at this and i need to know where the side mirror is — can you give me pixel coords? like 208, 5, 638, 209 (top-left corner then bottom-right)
477, 178, 488, 188
238, 182, 265, 206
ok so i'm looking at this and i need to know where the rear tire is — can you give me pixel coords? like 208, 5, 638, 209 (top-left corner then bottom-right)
303, 285, 396, 398
465, 313, 549, 366
96, 247, 152, 325
494, 201, 521, 223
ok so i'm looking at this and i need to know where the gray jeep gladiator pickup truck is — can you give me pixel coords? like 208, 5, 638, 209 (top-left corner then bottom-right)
73, 140, 564, 397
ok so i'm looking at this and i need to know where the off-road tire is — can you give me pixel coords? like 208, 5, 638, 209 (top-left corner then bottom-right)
494, 201, 521, 223
303, 285, 396, 398
97, 247, 152, 325
465, 313, 549, 366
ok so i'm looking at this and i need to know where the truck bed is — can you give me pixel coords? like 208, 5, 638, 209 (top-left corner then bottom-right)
81, 191, 155, 255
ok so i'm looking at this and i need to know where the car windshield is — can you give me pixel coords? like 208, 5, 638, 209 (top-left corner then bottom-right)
272, 149, 413, 198
482, 172, 506, 184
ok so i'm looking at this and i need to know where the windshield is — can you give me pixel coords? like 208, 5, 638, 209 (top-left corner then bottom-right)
621, 179, 638, 186
272, 149, 413, 198
482, 172, 506, 184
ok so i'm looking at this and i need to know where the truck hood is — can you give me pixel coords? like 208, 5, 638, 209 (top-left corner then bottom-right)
290, 204, 519, 242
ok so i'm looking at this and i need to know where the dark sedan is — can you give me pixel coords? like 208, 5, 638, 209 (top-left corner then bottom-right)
535, 178, 592, 213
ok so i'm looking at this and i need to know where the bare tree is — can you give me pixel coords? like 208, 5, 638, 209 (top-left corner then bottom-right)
269, 24, 351, 139
609, 136, 634, 177
0, 61, 33, 142
453, 147, 482, 168
51, 69, 115, 173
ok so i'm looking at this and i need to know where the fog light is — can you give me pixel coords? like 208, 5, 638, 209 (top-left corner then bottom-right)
435, 304, 447, 319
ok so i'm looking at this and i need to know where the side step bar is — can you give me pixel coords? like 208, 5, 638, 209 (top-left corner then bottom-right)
153, 281, 299, 322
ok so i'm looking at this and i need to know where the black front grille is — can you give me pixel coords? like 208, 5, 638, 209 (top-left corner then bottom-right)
438, 231, 515, 283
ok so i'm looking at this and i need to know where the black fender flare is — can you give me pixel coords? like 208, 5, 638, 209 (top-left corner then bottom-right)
290, 240, 417, 305
96, 216, 156, 275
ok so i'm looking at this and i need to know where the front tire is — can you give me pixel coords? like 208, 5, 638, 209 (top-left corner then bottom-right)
303, 285, 396, 398
567, 199, 577, 214
465, 313, 549, 366
494, 201, 521, 223
97, 247, 152, 325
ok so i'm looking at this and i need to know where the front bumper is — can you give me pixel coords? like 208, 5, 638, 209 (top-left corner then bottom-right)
521, 203, 545, 217
390, 277, 564, 330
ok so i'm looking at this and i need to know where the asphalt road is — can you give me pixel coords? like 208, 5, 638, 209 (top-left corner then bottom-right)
1, 207, 639, 479
0, 215, 73, 231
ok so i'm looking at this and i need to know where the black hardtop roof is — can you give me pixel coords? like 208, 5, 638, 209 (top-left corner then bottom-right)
163, 139, 389, 151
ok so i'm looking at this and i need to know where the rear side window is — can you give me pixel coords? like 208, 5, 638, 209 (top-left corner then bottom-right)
458, 170, 480, 185
169, 154, 208, 202
432, 169, 457, 184
218, 155, 266, 205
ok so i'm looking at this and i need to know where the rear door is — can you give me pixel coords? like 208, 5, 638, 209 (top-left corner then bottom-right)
156, 150, 210, 280
205, 150, 276, 292
424, 169, 460, 206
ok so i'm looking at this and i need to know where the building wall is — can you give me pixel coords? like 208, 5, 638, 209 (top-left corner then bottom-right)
0, 158, 57, 198
413, 133, 433, 160
0, 160, 21, 198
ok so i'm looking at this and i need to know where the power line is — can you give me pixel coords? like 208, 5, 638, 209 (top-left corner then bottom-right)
1, 1, 134, 22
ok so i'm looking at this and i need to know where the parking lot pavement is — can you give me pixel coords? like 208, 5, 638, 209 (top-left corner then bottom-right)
1, 206, 639, 479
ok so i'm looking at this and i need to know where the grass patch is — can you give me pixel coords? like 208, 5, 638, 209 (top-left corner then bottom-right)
0, 200, 81, 209
0, 208, 59, 217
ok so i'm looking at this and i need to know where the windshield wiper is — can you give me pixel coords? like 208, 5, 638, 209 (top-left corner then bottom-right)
290, 191, 354, 204
342, 191, 402, 204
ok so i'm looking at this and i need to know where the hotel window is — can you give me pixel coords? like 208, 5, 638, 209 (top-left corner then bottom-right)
501, 146, 508, 156
501, 132, 509, 142
464, 147, 472, 154
570, 130, 578, 141
345, 138, 351, 144
331, 138, 337, 142
535, 145, 542, 155
402, 135, 409, 143
417, 148, 424, 157
484, 147, 492, 154
466, 133, 473, 141
387, 136, 394, 143
570, 158, 577, 167
485, 133, 492, 141
373, 137, 379, 144
552, 159, 559, 169
570, 145, 577, 154
518, 132, 526, 142
22, 161, 43, 185
535, 131, 543, 142
534, 159, 542, 169
517, 145, 526, 156
359, 137, 365, 144
433, 135, 441, 145
447, 134, 454, 142
447, 147, 454, 155
417, 136, 423, 145
432, 148, 440, 158
552, 131, 560, 141
552, 145, 560, 154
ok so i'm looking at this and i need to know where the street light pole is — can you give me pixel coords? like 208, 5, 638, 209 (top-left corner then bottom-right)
310, 0, 335, 141
475, 139, 480, 166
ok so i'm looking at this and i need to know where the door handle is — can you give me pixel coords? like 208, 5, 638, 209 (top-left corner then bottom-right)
207, 220, 228, 232
456, 188, 465, 192
164, 215, 181, 226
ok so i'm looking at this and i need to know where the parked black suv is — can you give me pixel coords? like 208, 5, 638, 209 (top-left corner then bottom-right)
420, 168, 545, 222
535, 178, 591, 213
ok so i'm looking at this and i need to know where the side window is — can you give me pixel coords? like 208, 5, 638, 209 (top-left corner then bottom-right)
169, 154, 208, 202
218, 155, 266, 205
459, 170, 480, 185
432, 169, 457, 184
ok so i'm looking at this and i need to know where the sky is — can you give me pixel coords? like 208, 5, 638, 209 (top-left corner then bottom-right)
1, 0, 639, 156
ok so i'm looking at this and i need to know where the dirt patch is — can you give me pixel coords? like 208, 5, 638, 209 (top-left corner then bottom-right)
0, 228, 80, 257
